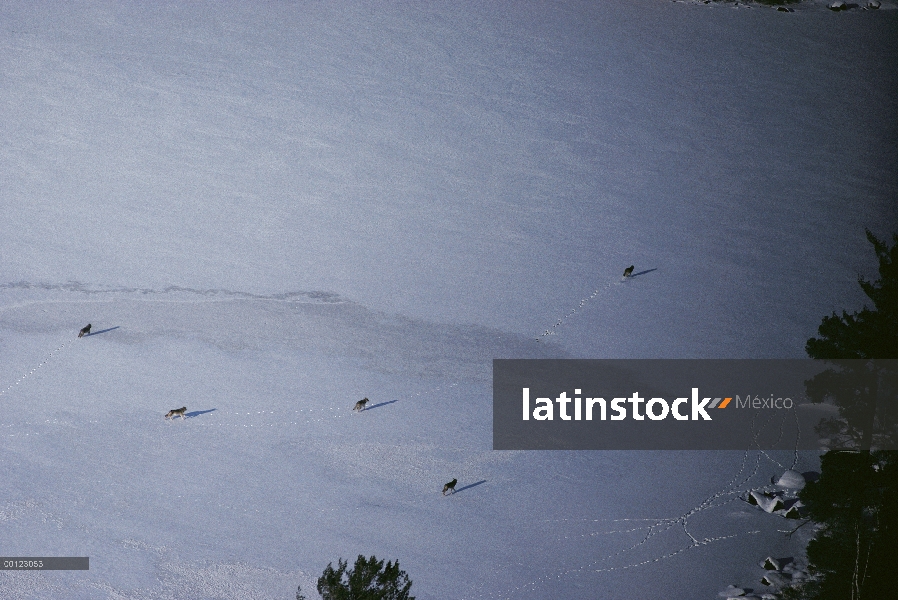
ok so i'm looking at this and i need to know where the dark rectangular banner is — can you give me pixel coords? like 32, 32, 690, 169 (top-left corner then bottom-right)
493, 359, 898, 451
0, 557, 89, 570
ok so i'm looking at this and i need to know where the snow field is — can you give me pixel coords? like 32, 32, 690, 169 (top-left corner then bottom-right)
2, 0, 896, 597
1, 289, 820, 599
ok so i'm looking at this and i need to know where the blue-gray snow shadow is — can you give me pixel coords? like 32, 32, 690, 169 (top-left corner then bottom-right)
86, 326, 120, 336
364, 400, 398, 411
629, 268, 657, 278
186, 409, 216, 418
453, 480, 487, 494
263, 299, 569, 381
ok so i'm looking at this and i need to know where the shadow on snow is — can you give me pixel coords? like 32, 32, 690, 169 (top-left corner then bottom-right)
363, 400, 398, 411
186, 409, 217, 418
629, 268, 657, 279
453, 480, 487, 495
86, 326, 121, 336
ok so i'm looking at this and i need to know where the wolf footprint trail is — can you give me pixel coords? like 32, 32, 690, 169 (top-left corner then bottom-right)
0, 336, 75, 399
462, 435, 810, 600
536, 274, 631, 342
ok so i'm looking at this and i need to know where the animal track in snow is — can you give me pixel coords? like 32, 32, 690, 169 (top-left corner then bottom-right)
535, 273, 638, 342
0, 338, 73, 400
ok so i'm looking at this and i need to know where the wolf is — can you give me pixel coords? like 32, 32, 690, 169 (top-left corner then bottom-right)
165, 407, 187, 420
78, 324, 92, 338
353, 397, 369, 412
622, 265, 635, 278
442, 478, 458, 495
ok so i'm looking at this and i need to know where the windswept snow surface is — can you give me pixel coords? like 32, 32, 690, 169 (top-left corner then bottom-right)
1, 1, 896, 599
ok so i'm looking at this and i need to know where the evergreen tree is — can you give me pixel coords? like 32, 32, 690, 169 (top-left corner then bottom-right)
786, 230, 898, 599
805, 229, 898, 451
783, 450, 898, 599
317, 555, 414, 600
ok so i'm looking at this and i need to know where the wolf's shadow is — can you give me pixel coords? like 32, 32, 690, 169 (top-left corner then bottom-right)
86, 326, 120, 336
629, 268, 657, 279
364, 400, 398, 411
186, 409, 216, 418
454, 480, 487, 494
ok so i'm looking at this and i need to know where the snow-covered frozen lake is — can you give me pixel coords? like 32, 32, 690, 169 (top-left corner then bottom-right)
1, 1, 895, 598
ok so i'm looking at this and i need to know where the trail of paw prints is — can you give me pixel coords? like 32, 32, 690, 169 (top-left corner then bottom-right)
464, 507, 763, 600
2, 416, 138, 438
590, 528, 762, 572
494, 528, 762, 598
535, 276, 624, 342
669, 418, 803, 531
410, 382, 459, 402
749, 404, 792, 472
463, 530, 761, 600
549, 517, 680, 541
704, 409, 796, 501
157, 487, 444, 522
545, 508, 761, 544
463, 440, 797, 600
582, 441, 777, 554
0, 337, 74, 399
552, 450, 780, 578
0, 429, 45, 439
744, 407, 810, 484
786, 404, 804, 472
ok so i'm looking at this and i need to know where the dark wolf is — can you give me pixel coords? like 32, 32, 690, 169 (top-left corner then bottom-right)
622, 265, 634, 278
78, 324, 92, 338
442, 478, 458, 495
353, 398, 369, 412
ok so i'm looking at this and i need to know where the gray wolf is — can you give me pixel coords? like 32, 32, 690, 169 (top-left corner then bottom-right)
622, 265, 634, 278
353, 398, 369, 412
78, 324, 92, 338
165, 407, 187, 420
442, 478, 457, 495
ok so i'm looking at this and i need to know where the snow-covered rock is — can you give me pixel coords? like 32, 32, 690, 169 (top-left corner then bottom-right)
761, 556, 781, 571
784, 501, 806, 519
829, 1, 847, 10
776, 470, 806, 490
718, 584, 745, 597
867, 1, 881, 8
761, 571, 790, 587
748, 490, 785, 513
